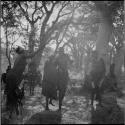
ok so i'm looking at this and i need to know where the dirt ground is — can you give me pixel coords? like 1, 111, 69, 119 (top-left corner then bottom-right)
1, 84, 125, 124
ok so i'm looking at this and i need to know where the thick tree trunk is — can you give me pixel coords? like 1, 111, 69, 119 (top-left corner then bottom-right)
5, 26, 11, 67
32, 50, 43, 69
28, 23, 40, 69
114, 44, 125, 83
96, 15, 112, 75
0, 38, 1, 76
0, 2, 2, 117
29, 23, 35, 53
124, 54, 125, 73
0, 38, 1, 125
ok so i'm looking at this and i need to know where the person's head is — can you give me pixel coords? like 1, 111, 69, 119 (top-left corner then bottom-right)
15, 46, 25, 55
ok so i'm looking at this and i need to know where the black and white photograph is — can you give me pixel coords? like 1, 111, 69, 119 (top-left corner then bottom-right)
0, 1, 125, 124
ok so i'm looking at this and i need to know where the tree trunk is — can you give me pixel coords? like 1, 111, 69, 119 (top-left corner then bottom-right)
5, 26, 11, 67
0, 38, 1, 125
29, 23, 35, 53
114, 44, 125, 83
0, 37, 1, 76
124, 54, 125, 73
32, 50, 43, 69
0, 37, 1, 123
96, 14, 112, 75
79, 53, 83, 71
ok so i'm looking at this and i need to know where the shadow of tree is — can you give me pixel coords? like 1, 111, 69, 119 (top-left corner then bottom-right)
24, 110, 62, 124
91, 96, 124, 124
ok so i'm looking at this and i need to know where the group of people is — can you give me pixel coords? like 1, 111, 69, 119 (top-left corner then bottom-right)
1, 46, 71, 116
42, 47, 72, 110
1, 45, 118, 118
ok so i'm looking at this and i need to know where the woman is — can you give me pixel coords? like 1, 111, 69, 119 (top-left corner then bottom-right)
6, 46, 28, 118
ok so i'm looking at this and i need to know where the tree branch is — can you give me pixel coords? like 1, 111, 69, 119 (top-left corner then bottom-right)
43, 2, 49, 13
19, 2, 32, 23
10, 34, 21, 53
34, 15, 44, 23
51, 2, 70, 26
39, 2, 58, 42
32, 2, 44, 23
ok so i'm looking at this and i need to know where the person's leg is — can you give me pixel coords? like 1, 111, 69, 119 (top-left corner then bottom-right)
97, 87, 102, 106
58, 87, 66, 111
49, 98, 55, 106
91, 88, 95, 106
45, 97, 49, 110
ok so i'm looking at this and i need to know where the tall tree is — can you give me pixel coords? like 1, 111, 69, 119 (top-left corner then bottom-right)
1, 1, 19, 66
0, 37, 1, 75
93, 1, 124, 78
14, 1, 73, 68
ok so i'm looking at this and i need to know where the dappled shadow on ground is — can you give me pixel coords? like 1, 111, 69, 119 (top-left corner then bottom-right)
91, 94, 125, 124
25, 111, 62, 124
23, 94, 92, 124
1, 85, 125, 124
1, 86, 92, 124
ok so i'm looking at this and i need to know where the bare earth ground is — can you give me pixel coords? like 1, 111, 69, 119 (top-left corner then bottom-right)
1, 86, 92, 124
1, 83, 125, 124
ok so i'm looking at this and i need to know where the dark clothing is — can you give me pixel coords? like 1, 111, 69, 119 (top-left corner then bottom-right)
1, 67, 11, 95
89, 58, 105, 105
5, 53, 27, 115
91, 85, 102, 105
82, 74, 93, 93
13, 54, 27, 77
6, 53, 27, 91
42, 59, 58, 99
57, 68, 69, 91
90, 58, 105, 87
43, 54, 70, 110
55, 53, 70, 82
55, 53, 70, 71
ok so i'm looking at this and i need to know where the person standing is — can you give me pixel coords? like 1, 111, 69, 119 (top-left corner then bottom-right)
89, 50, 106, 106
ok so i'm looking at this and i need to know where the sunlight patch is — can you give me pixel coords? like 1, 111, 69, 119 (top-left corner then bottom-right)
32, 105, 44, 113
30, 97, 37, 101
25, 100, 34, 104
49, 105, 59, 110
27, 106, 34, 110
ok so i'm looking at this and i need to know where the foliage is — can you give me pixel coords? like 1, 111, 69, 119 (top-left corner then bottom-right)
1, 1, 124, 71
